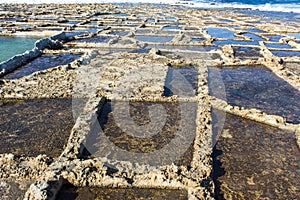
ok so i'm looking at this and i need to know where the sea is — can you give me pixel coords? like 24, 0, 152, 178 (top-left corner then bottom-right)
3, 0, 300, 13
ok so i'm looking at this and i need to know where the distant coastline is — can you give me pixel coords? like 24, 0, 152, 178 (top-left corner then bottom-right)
2, 0, 300, 13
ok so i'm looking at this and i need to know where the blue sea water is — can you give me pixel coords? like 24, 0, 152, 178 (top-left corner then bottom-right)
189, 0, 300, 13
211, 0, 299, 4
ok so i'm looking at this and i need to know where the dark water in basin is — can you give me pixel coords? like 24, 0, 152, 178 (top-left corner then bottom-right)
0, 98, 74, 157
84, 101, 196, 166
246, 28, 265, 33
271, 50, 300, 57
213, 40, 258, 46
233, 47, 263, 60
218, 19, 233, 23
208, 66, 300, 124
162, 25, 182, 31
212, 110, 300, 200
146, 18, 155, 23
109, 31, 129, 36
113, 13, 130, 17
164, 66, 198, 97
136, 36, 173, 43
206, 28, 236, 39
56, 184, 188, 200
191, 38, 205, 42
129, 49, 150, 54
68, 21, 80, 25
147, 45, 218, 51
265, 43, 292, 49
3, 53, 82, 80
267, 35, 283, 42
243, 33, 264, 41
76, 35, 112, 43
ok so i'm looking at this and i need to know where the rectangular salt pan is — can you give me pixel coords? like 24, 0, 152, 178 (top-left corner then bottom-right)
0, 36, 40, 63
206, 28, 236, 39
214, 40, 258, 46
136, 36, 173, 43
56, 185, 188, 200
212, 110, 300, 199
208, 66, 300, 124
265, 43, 292, 49
0, 99, 74, 157
164, 66, 198, 97
85, 101, 197, 167
271, 51, 300, 57
2, 53, 82, 80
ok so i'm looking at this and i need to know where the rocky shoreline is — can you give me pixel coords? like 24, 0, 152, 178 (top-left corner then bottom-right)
0, 3, 299, 200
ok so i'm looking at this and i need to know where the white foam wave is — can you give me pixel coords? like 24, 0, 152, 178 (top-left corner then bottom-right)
185, 1, 300, 13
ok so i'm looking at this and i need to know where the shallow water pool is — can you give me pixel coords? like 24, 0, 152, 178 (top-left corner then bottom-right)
206, 28, 236, 39
164, 66, 198, 97
208, 66, 300, 124
233, 47, 263, 60
0, 36, 40, 63
3, 53, 82, 80
265, 43, 292, 49
76, 35, 112, 43
0, 98, 74, 157
271, 50, 300, 57
57, 185, 188, 200
84, 101, 196, 166
136, 36, 173, 43
214, 40, 258, 46
212, 110, 300, 199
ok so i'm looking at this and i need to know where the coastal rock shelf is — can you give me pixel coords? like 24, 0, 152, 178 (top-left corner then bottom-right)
0, 3, 299, 200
